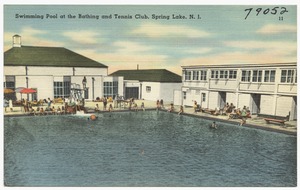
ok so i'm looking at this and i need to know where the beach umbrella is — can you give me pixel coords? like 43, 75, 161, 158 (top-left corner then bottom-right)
20, 88, 36, 94
15, 87, 25, 93
4, 88, 14, 94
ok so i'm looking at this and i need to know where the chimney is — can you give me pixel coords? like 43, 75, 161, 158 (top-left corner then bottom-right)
13, 34, 21, 47
137, 64, 139, 70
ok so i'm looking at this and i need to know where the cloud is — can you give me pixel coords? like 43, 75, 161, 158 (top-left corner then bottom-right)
62, 30, 102, 44
180, 39, 296, 66
184, 47, 213, 54
113, 41, 153, 54
21, 26, 47, 36
4, 27, 64, 50
132, 23, 210, 38
224, 40, 296, 55
256, 24, 297, 34
72, 48, 169, 74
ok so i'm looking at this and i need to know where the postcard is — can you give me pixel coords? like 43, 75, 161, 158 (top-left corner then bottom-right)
2, 2, 298, 189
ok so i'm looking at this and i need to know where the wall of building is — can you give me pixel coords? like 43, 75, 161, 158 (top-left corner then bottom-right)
4, 66, 26, 75
278, 84, 297, 94
173, 90, 182, 105
141, 82, 161, 101
208, 91, 219, 109
209, 79, 237, 91
260, 94, 274, 115
226, 92, 237, 107
4, 66, 107, 77
15, 75, 53, 100
200, 90, 209, 108
276, 96, 293, 117
159, 83, 182, 102
74, 67, 107, 76
28, 66, 73, 76
239, 83, 275, 93
238, 93, 251, 109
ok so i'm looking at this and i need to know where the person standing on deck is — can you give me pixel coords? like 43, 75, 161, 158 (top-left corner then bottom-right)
103, 96, 107, 110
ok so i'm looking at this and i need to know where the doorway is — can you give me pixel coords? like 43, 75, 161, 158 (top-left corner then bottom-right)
125, 87, 139, 99
218, 91, 226, 109
251, 94, 261, 115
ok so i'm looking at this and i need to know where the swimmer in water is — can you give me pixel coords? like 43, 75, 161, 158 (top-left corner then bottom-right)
210, 121, 217, 129
140, 149, 144, 155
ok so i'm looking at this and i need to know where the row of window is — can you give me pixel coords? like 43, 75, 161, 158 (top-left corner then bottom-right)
184, 69, 297, 83
211, 70, 237, 79
3, 76, 120, 100
103, 81, 118, 98
184, 70, 207, 81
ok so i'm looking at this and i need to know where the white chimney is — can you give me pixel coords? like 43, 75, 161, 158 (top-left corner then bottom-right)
13, 34, 21, 47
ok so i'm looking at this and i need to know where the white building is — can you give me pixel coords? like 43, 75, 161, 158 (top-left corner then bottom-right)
175, 63, 297, 120
4, 35, 123, 101
110, 69, 182, 102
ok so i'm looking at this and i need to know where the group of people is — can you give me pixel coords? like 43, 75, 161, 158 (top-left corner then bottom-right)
95, 97, 146, 112
95, 103, 113, 112
156, 99, 165, 110
166, 103, 184, 115
30, 105, 65, 116
209, 102, 251, 126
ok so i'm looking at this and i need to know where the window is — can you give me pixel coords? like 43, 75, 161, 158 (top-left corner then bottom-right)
224, 70, 228, 79
4, 76, 15, 89
211, 70, 219, 79
184, 70, 192, 80
281, 69, 296, 83
146, 86, 151, 92
264, 70, 276, 82
201, 93, 206, 102
211, 70, 215, 78
219, 70, 224, 78
252, 70, 262, 82
31, 88, 37, 101
229, 70, 237, 79
241, 70, 251, 82
104, 81, 118, 98
192, 71, 199, 80
84, 88, 89, 99
200, 70, 207, 80
54, 82, 63, 98
54, 76, 71, 98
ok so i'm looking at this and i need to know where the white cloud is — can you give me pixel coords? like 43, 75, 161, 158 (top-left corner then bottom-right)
132, 23, 210, 38
256, 24, 297, 34
4, 27, 64, 50
224, 40, 296, 55
63, 30, 101, 44
113, 41, 153, 54
184, 47, 213, 54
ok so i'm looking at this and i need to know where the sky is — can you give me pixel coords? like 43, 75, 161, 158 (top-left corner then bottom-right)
3, 4, 297, 75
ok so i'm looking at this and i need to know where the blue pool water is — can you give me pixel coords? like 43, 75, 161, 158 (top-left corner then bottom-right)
4, 111, 297, 187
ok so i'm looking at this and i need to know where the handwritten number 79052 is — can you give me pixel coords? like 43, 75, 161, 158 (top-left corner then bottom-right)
244, 7, 288, 20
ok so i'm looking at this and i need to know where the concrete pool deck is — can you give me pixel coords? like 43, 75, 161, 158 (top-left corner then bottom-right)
4, 100, 297, 136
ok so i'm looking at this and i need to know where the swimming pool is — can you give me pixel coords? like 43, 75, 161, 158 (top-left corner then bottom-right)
4, 111, 297, 187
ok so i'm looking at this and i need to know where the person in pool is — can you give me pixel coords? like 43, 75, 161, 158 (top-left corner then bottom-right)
210, 121, 217, 129
178, 105, 184, 115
